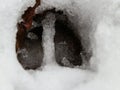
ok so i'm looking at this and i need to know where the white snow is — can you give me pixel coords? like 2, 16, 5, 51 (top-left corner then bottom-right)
0, 0, 120, 90
42, 13, 56, 66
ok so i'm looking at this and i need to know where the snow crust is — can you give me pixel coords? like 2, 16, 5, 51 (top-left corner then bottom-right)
0, 0, 120, 90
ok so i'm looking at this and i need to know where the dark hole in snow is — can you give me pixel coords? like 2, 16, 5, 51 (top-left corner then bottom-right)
17, 26, 43, 69
54, 14, 83, 67
16, 8, 91, 70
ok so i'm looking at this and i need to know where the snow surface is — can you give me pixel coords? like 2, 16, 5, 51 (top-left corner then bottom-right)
0, 0, 120, 90
42, 13, 56, 66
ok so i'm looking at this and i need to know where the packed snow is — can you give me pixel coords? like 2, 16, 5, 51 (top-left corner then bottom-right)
0, 0, 120, 90
42, 13, 56, 66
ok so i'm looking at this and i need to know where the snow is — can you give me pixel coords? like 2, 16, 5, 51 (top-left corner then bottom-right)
42, 13, 56, 66
0, 0, 120, 90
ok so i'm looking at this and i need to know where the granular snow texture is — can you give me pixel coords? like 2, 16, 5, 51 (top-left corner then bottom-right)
0, 0, 120, 90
